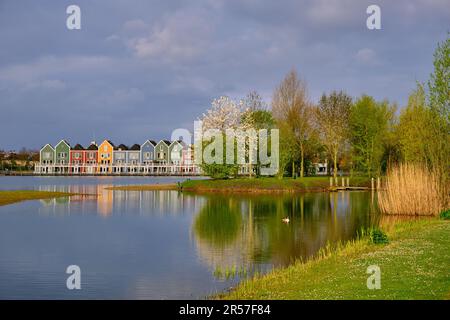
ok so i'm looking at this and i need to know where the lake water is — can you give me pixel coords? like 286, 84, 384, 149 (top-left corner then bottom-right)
0, 176, 379, 299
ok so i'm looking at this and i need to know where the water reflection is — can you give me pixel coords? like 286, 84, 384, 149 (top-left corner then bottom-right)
28, 185, 379, 295
192, 192, 378, 276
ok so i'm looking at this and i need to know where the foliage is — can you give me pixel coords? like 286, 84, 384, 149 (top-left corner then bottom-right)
272, 69, 315, 178
368, 228, 389, 244
349, 95, 395, 176
315, 90, 352, 178
440, 209, 450, 220
428, 34, 450, 123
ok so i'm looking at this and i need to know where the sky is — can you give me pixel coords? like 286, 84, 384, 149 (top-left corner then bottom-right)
0, 0, 449, 150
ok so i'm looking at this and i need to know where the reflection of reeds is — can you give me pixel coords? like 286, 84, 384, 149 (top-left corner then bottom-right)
378, 164, 446, 216
213, 265, 252, 280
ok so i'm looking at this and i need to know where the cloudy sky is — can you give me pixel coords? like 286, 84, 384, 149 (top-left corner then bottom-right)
0, 0, 449, 150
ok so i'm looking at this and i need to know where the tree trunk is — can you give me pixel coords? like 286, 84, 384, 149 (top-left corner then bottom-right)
333, 149, 338, 179
300, 146, 304, 178
292, 160, 295, 178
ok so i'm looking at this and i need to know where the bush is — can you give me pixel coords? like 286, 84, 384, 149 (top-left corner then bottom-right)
440, 209, 450, 220
369, 228, 389, 244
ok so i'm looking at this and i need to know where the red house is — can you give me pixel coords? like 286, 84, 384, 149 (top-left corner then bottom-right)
69, 142, 98, 174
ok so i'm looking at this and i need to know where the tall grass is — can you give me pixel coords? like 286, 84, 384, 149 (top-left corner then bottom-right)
378, 163, 447, 216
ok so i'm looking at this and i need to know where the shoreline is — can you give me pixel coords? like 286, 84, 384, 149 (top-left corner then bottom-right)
105, 177, 371, 193
218, 218, 450, 300
0, 190, 77, 206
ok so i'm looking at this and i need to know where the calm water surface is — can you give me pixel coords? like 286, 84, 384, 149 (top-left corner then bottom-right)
0, 176, 379, 299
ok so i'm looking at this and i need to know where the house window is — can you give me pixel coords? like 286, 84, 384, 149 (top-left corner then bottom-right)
43, 152, 51, 159
103, 145, 108, 152
145, 152, 151, 159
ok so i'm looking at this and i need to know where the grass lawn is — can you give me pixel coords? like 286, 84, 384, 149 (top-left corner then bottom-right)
182, 176, 370, 193
0, 190, 75, 206
220, 219, 450, 299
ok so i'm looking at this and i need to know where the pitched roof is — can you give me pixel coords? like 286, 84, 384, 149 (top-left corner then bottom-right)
130, 144, 141, 151
87, 143, 98, 150
73, 144, 84, 150
162, 140, 171, 145
115, 144, 128, 151
56, 139, 71, 148
145, 140, 157, 146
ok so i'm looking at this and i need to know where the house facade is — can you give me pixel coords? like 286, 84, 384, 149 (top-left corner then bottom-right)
98, 140, 114, 173
36, 138, 200, 175
155, 140, 170, 164
39, 144, 55, 173
55, 140, 70, 173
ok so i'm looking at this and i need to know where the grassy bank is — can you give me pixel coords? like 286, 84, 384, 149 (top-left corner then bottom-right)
220, 219, 450, 299
0, 190, 75, 206
181, 176, 370, 193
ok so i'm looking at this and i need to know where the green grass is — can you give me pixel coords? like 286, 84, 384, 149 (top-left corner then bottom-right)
0, 190, 75, 206
220, 219, 450, 299
181, 176, 370, 193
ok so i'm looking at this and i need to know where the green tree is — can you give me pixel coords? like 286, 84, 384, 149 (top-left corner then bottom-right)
428, 34, 450, 123
349, 95, 395, 177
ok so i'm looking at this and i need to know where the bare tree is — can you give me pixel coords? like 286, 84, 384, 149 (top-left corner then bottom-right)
272, 69, 313, 178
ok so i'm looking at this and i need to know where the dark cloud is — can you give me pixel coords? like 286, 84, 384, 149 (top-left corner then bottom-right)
0, 0, 448, 149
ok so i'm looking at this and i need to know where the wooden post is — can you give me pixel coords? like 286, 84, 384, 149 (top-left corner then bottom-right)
330, 177, 333, 187
346, 177, 350, 187
341, 177, 345, 187
334, 177, 338, 186
377, 177, 381, 190
371, 177, 374, 190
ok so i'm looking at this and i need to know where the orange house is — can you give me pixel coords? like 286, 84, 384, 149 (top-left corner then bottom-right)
98, 140, 114, 173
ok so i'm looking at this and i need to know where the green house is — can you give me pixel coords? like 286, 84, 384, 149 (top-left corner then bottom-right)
155, 140, 170, 164
40, 144, 55, 165
55, 140, 71, 172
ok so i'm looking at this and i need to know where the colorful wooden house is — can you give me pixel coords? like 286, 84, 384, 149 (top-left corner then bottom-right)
39, 144, 55, 173
85, 142, 98, 174
55, 140, 71, 173
98, 140, 114, 173
141, 140, 156, 164
70, 144, 85, 173
127, 144, 141, 166
169, 140, 186, 165
155, 140, 170, 164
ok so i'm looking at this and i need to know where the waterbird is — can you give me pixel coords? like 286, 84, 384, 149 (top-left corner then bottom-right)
282, 217, 290, 223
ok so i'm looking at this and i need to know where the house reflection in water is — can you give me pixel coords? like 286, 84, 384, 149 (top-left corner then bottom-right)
37, 185, 201, 217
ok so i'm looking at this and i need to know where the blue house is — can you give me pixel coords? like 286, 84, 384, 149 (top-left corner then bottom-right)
141, 140, 157, 164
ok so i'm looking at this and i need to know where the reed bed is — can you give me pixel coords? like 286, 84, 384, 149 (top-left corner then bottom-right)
378, 163, 447, 216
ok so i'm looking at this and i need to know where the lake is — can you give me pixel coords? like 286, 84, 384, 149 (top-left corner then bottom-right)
0, 176, 379, 299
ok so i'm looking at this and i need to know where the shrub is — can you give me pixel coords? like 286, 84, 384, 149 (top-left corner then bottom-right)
440, 209, 450, 220
369, 228, 389, 244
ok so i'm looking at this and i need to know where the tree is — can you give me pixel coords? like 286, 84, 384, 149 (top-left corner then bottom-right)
349, 95, 395, 177
428, 34, 449, 123
427, 35, 450, 185
199, 96, 242, 178
272, 69, 314, 178
315, 91, 352, 179
397, 84, 434, 165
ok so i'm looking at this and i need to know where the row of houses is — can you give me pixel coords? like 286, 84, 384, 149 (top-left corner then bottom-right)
35, 139, 199, 175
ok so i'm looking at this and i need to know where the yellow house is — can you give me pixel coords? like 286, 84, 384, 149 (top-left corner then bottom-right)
98, 140, 114, 173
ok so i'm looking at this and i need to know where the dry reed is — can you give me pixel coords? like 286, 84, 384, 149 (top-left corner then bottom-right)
378, 163, 447, 216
